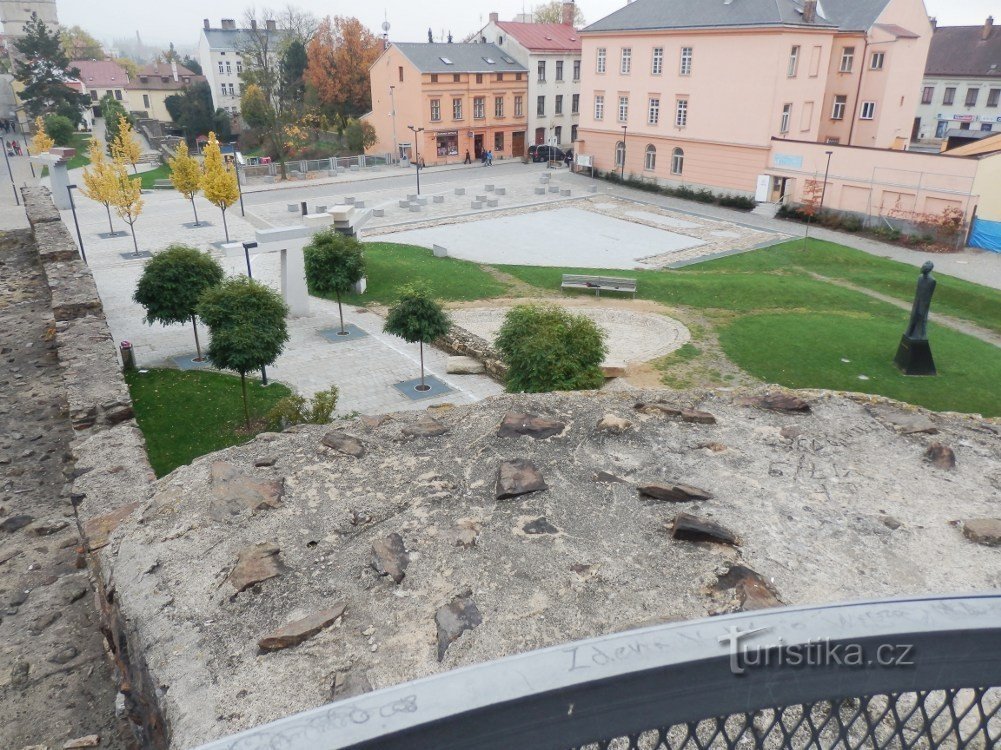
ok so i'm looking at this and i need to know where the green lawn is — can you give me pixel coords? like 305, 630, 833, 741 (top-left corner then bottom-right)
331, 242, 509, 306
66, 132, 92, 169
132, 163, 172, 189
126, 368, 291, 477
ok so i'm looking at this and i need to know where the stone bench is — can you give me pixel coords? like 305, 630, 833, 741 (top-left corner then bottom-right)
409, 204, 421, 212
373, 208, 385, 217
399, 199, 411, 208
152, 179, 173, 189
485, 184, 494, 192
287, 203, 298, 212
495, 187, 506, 195
433, 195, 445, 204
344, 197, 355, 205
407, 194, 418, 201
540, 174, 551, 183
560, 189, 571, 197
354, 200, 365, 208
561, 274, 637, 298
486, 199, 498, 207
416, 197, 428, 205
475, 195, 487, 202
549, 186, 560, 193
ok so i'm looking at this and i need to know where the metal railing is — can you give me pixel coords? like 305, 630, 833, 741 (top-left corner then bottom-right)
242, 154, 391, 180
194, 594, 1001, 750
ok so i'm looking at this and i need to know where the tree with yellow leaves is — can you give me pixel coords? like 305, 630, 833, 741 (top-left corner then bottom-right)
111, 114, 142, 174
168, 140, 204, 226
200, 132, 239, 242
29, 116, 54, 155
80, 138, 121, 235
108, 157, 144, 256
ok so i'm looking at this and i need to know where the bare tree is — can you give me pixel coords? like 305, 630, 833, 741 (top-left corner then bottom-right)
277, 4, 319, 46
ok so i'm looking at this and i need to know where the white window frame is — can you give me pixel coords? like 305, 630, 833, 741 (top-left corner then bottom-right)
618, 95, 629, 123
648, 97, 660, 125
430, 99, 441, 121
452, 98, 463, 119
671, 147, 684, 175
644, 144, 656, 170
840, 47, 855, 73
596, 48, 606, 73
614, 140, 625, 167
680, 47, 693, 76
652, 47, 663, 75
788, 46, 800, 77
473, 96, 485, 119
675, 98, 688, 127
831, 95, 847, 120
780, 103, 792, 133
870, 51, 884, 70
860, 100, 876, 120
594, 94, 604, 120
620, 47, 632, 74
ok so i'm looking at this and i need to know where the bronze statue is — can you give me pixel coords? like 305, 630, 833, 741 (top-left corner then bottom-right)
894, 261, 937, 376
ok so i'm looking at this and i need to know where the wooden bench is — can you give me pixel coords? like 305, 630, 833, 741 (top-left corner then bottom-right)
152, 179, 174, 189
560, 274, 637, 298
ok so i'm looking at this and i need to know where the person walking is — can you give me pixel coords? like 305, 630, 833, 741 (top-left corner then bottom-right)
486, 150, 493, 166
463, 150, 471, 165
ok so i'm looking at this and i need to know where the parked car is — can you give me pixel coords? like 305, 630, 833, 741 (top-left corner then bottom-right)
532, 145, 572, 163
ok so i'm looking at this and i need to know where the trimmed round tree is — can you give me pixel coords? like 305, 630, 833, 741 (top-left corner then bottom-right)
495, 303, 608, 393
303, 229, 365, 335
197, 277, 290, 426
383, 284, 451, 392
133, 244, 224, 361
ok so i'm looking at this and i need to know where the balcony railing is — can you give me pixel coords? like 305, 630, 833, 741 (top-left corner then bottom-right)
195, 594, 1001, 750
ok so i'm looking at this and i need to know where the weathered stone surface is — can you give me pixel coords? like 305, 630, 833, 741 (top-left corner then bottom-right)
331, 671, 372, 700
370, 533, 409, 583
780, 426, 804, 439
680, 408, 716, 425
639, 483, 713, 502
228, 542, 285, 593
496, 459, 548, 499
873, 407, 939, 435
258, 603, 347, 651
208, 462, 283, 521
880, 515, 903, 531
962, 519, 1001, 547
34, 220, 79, 263
594, 471, 626, 484
360, 414, 392, 430
453, 519, 481, 548
321, 430, 365, 458
254, 455, 278, 467
670, 513, 739, 546
63, 736, 101, 749
435, 324, 508, 381
57, 316, 133, 430
81, 502, 141, 551
523, 517, 559, 535
713, 564, 782, 611
0, 515, 34, 533
435, 593, 482, 661
600, 361, 627, 378
925, 442, 956, 470
446, 356, 486, 375
634, 402, 682, 417
742, 392, 812, 413
28, 519, 70, 536
401, 416, 449, 438
597, 414, 633, 434
497, 411, 565, 440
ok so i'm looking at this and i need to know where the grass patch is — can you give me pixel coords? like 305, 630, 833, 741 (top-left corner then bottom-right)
66, 132, 92, 169
335, 242, 509, 305
132, 163, 172, 189
125, 368, 292, 477
720, 313, 1001, 417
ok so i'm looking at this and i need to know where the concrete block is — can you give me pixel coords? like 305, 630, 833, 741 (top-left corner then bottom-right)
471, 201, 483, 209
540, 174, 551, 183
475, 195, 487, 202
534, 187, 546, 195
354, 200, 366, 208
485, 184, 494, 192
560, 189, 572, 197
486, 199, 498, 207
601, 361, 627, 378
495, 187, 506, 195
409, 205, 421, 212
407, 194, 418, 201
399, 200, 411, 208
287, 203, 298, 212
315, 205, 327, 213
373, 209, 385, 217
433, 195, 445, 204
353, 277, 367, 294
447, 356, 485, 375
548, 186, 560, 193
454, 187, 466, 195
417, 197, 428, 205
350, 164, 360, 172
432, 244, 448, 258
588, 185, 598, 193
329, 206, 352, 221
344, 197, 355, 204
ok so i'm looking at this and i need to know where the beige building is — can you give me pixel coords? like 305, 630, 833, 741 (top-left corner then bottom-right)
127, 62, 205, 123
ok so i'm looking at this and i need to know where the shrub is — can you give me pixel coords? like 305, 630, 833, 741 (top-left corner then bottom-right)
267, 385, 339, 429
43, 114, 74, 146
717, 194, 756, 211
495, 303, 608, 393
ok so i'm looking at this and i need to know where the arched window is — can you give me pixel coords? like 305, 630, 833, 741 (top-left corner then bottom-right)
614, 140, 625, 167
671, 147, 684, 175
644, 144, 656, 170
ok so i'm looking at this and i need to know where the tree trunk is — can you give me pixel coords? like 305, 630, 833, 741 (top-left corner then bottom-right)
191, 197, 200, 226
221, 207, 229, 242
191, 315, 203, 361
104, 203, 114, 233
240, 371, 250, 428
270, 129, 287, 181
129, 221, 139, 256
336, 290, 345, 334
419, 341, 426, 389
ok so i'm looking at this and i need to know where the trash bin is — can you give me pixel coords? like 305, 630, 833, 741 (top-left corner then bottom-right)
120, 340, 136, 372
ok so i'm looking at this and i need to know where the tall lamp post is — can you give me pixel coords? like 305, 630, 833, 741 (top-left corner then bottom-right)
240, 240, 269, 387
407, 124, 424, 195
389, 85, 399, 164
2, 137, 18, 206
620, 124, 627, 181
819, 150, 834, 211
66, 184, 86, 264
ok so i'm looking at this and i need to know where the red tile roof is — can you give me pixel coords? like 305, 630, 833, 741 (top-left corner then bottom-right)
70, 59, 130, 88
494, 21, 581, 52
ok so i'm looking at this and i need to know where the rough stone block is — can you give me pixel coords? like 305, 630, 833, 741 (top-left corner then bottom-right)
409, 204, 421, 212
21, 186, 61, 224
398, 199, 410, 208
454, 187, 466, 195
432, 244, 448, 258
45, 260, 102, 321
417, 197, 428, 205
475, 195, 487, 202
534, 187, 546, 195
447, 356, 485, 374
344, 197, 356, 204
287, 203, 298, 212
34, 220, 79, 263
373, 208, 385, 217
57, 316, 134, 430
548, 186, 560, 193
433, 195, 445, 203
560, 189, 572, 197
495, 187, 506, 195
485, 184, 494, 191
354, 200, 366, 208
601, 361, 627, 378
486, 199, 498, 207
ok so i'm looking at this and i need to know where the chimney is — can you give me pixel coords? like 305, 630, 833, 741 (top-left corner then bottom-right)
562, 1, 575, 26
221, 19, 236, 30
171, 60, 178, 82
929, 17, 937, 29
489, 12, 498, 23
802, 0, 817, 24
250, 19, 257, 30
265, 19, 277, 31
203, 18, 210, 30
984, 16, 994, 41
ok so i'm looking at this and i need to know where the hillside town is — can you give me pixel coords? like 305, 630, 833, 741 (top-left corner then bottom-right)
1, 0, 1000, 749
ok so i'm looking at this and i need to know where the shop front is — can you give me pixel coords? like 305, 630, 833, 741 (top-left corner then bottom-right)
434, 130, 459, 163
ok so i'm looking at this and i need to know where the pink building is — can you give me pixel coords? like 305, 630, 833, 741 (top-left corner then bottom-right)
576, 0, 932, 199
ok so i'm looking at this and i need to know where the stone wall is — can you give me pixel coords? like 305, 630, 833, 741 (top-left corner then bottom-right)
436, 324, 508, 381
21, 187, 165, 748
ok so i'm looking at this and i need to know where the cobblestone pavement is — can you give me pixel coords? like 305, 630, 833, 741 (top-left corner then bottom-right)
0, 230, 128, 750
450, 305, 691, 364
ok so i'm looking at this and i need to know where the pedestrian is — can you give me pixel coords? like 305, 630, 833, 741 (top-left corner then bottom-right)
463, 150, 471, 165
487, 150, 494, 166
13, 140, 20, 156
564, 151, 573, 169
418, 155, 426, 169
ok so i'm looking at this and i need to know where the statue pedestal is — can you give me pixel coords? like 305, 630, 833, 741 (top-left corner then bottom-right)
894, 335, 936, 376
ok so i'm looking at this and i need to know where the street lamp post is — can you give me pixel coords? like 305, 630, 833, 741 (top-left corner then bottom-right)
389, 85, 399, 164
240, 240, 269, 386
234, 159, 245, 217
819, 150, 834, 212
66, 184, 86, 264
2, 138, 18, 206
407, 125, 424, 195
620, 125, 627, 181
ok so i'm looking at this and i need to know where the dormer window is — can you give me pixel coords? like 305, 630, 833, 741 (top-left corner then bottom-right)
482, 57, 496, 64
440, 57, 453, 64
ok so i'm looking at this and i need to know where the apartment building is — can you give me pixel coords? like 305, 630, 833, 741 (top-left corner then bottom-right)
474, 2, 582, 152
198, 18, 283, 122
577, 0, 931, 198
914, 17, 1001, 144
366, 43, 528, 164
72, 59, 131, 116
127, 62, 205, 123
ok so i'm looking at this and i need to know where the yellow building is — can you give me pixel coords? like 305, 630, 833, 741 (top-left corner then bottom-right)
127, 62, 205, 123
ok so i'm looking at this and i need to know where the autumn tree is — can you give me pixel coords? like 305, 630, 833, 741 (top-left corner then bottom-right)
60, 25, 104, 59
200, 132, 239, 242
108, 157, 144, 256
29, 115, 54, 155
533, 0, 585, 26
344, 118, 376, 153
80, 138, 119, 234
305, 16, 382, 123
111, 114, 142, 174
14, 12, 90, 125
101, 94, 130, 146
168, 140, 204, 225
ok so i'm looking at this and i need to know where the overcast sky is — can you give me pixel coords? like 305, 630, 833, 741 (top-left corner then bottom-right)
59, 0, 998, 49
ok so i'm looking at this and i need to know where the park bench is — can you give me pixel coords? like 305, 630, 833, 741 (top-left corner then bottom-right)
152, 179, 173, 189
560, 274, 637, 298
